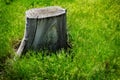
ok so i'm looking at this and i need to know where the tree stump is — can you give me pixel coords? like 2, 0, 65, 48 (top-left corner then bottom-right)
17, 6, 68, 56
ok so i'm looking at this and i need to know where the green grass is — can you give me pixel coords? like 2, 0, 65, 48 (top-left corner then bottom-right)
0, 0, 120, 80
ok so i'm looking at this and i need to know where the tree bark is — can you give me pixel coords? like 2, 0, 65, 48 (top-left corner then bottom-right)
17, 6, 68, 56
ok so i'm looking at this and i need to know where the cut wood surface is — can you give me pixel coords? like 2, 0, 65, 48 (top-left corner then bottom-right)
17, 6, 68, 56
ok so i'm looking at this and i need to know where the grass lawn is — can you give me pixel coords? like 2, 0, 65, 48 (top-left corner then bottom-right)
0, 0, 120, 80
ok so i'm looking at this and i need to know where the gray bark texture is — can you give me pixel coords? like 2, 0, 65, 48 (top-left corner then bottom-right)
17, 6, 68, 56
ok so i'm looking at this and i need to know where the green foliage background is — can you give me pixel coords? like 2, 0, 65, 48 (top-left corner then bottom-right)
0, 0, 120, 80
